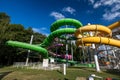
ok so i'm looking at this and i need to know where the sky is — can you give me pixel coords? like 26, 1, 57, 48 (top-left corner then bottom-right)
0, 0, 120, 35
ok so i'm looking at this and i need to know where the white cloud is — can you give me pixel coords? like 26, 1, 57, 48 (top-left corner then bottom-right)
62, 7, 76, 15
103, 11, 120, 20
33, 28, 40, 33
102, 0, 115, 6
50, 12, 65, 20
89, 0, 94, 4
91, 0, 120, 20
93, 1, 101, 8
111, 4, 120, 12
93, 0, 120, 8
32, 27, 49, 36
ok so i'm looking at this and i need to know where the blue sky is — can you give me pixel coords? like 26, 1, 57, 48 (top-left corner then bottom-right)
0, 0, 120, 35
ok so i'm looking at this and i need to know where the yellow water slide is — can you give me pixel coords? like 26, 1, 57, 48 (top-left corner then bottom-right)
108, 21, 120, 30
75, 24, 120, 48
76, 37, 120, 47
75, 25, 112, 38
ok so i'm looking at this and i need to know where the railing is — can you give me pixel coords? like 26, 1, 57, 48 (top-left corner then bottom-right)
13, 62, 61, 70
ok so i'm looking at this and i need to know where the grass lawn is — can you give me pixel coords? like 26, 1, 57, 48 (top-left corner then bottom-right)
0, 66, 120, 80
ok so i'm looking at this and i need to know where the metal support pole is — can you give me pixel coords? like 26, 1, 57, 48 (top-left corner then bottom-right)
88, 23, 100, 72
105, 45, 110, 61
25, 35, 34, 66
88, 46, 92, 63
66, 40, 68, 65
112, 50, 116, 58
94, 51, 101, 72
82, 47, 85, 63
56, 47, 58, 63
65, 25, 68, 65
63, 64, 66, 75
71, 41, 74, 61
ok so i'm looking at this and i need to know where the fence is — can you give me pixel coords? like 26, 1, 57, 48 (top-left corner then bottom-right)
13, 62, 61, 70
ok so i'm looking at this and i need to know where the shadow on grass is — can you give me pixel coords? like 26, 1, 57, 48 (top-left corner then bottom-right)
57, 70, 62, 74
0, 65, 5, 68
69, 66, 88, 69
69, 66, 96, 72
105, 69, 120, 77
0, 71, 13, 80
64, 78, 69, 80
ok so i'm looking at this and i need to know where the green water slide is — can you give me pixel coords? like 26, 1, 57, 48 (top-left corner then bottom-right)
6, 41, 48, 58
50, 18, 83, 32
40, 18, 83, 47
55, 58, 77, 64
39, 28, 76, 47
6, 18, 83, 58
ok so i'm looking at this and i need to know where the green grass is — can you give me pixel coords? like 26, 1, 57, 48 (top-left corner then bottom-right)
0, 66, 120, 80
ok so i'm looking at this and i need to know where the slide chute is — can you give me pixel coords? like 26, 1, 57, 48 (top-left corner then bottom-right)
6, 41, 48, 58
50, 18, 83, 32
75, 23, 120, 48
76, 37, 120, 48
108, 21, 120, 30
40, 28, 76, 47
75, 25, 112, 38
40, 18, 83, 47
6, 18, 83, 58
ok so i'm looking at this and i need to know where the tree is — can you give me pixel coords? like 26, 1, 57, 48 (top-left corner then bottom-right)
0, 13, 10, 43
0, 12, 10, 26
0, 12, 46, 65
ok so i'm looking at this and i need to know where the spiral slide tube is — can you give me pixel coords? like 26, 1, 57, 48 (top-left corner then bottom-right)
75, 24, 112, 38
40, 28, 76, 47
75, 24, 120, 48
6, 18, 83, 58
50, 18, 83, 32
6, 41, 48, 58
76, 37, 120, 48
75, 23, 120, 72
40, 18, 83, 47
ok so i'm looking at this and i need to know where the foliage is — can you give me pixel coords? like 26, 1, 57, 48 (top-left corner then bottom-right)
0, 12, 87, 66
0, 12, 46, 65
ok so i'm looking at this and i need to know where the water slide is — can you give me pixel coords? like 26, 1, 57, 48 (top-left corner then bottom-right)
107, 21, 120, 30
6, 18, 83, 58
39, 28, 76, 47
76, 37, 120, 47
40, 18, 83, 47
48, 43, 63, 50
6, 41, 48, 58
50, 18, 83, 32
6, 28, 75, 58
55, 58, 77, 64
75, 25, 112, 38
75, 24, 120, 48
55, 58, 95, 67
